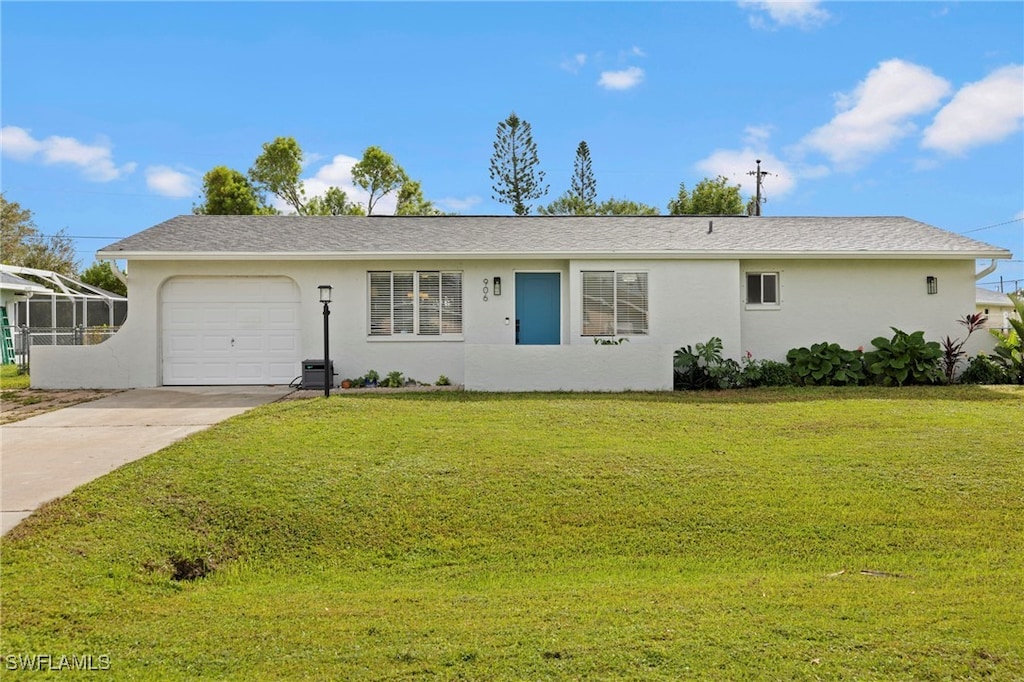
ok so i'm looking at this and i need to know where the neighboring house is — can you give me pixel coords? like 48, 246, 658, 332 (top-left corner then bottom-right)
975, 287, 1017, 332
30, 215, 1011, 391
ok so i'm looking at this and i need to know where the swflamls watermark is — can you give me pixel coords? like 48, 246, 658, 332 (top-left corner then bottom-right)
4, 653, 111, 672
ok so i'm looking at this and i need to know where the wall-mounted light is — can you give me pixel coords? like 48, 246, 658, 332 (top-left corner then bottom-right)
926, 276, 938, 295
493, 277, 502, 296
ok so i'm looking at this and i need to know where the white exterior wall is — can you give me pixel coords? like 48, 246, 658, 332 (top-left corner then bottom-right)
31, 255, 985, 390
739, 259, 978, 361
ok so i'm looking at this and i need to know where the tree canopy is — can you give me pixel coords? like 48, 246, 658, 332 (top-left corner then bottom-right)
489, 112, 548, 216
1, 194, 78, 275
595, 198, 660, 216
395, 180, 442, 216
351, 146, 410, 215
305, 187, 366, 216
668, 176, 745, 215
79, 260, 127, 296
193, 166, 276, 215
248, 137, 307, 213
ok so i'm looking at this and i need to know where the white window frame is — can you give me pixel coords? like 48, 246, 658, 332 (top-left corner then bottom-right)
368, 271, 463, 338
581, 270, 649, 337
745, 272, 780, 308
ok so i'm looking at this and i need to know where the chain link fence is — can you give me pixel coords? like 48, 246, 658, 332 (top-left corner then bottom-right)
14, 325, 121, 373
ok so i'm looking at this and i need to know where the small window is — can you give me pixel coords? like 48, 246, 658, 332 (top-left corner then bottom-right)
582, 271, 648, 336
746, 272, 779, 305
369, 271, 463, 337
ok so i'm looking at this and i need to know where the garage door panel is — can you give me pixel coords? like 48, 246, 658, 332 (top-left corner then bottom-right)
162, 277, 301, 385
267, 333, 298, 352
233, 334, 264, 352
266, 304, 298, 326
165, 333, 200, 353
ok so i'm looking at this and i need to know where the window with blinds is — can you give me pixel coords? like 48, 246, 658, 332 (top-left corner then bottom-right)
369, 271, 463, 337
582, 271, 648, 336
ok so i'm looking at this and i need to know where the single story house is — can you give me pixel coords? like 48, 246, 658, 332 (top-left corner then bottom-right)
30, 215, 1011, 391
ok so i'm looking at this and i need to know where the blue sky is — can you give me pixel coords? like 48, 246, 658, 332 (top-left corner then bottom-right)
2, 1, 1022, 289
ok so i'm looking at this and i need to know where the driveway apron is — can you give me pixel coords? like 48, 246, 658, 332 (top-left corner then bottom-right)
1, 386, 293, 535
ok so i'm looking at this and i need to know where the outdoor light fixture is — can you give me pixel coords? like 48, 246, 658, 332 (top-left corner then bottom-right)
493, 277, 502, 296
319, 285, 333, 397
926, 276, 938, 295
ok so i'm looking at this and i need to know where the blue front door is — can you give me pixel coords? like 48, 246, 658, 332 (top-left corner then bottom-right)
515, 273, 560, 345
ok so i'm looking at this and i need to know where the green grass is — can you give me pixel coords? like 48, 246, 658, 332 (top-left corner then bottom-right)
2, 387, 1022, 679
0, 363, 29, 390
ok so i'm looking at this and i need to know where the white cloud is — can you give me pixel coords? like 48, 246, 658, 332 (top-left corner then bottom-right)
145, 166, 197, 198
560, 53, 587, 74
695, 148, 797, 199
598, 66, 645, 91
631, 46, 646, 58
0, 126, 43, 159
800, 59, 951, 168
922, 64, 1024, 155
437, 195, 481, 213
740, 1, 830, 30
0, 125, 135, 181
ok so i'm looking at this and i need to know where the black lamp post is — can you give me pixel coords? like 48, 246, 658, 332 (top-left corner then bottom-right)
318, 285, 333, 398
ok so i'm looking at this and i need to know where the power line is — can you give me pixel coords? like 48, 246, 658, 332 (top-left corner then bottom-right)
961, 217, 1023, 233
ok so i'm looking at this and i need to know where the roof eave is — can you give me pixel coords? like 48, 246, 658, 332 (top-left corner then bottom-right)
97, 248, 1013, 261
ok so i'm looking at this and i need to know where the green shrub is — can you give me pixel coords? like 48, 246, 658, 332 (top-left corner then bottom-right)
786, 342, 865, 386
959, 355, 1013, 385
864, 328, 942, 386
436, 375, 451, 386
739, 355, 797, 387
673, 337, 740, 390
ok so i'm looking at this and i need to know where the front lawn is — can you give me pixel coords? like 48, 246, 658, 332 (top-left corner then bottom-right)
2, 387, 1022, 679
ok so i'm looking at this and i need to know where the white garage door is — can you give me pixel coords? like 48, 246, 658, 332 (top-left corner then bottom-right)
162, 277, 301, 385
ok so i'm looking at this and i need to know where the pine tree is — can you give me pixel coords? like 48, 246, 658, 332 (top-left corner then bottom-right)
489, 112, 548, 216
569, 141, 597, 213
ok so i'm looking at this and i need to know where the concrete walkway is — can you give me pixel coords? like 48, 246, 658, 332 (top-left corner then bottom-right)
1, 386, 294, 535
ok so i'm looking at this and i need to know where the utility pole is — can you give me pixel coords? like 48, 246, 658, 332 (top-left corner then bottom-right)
747, 159, 770, 216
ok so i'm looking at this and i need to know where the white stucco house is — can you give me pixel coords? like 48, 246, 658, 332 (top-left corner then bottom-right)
30, 215, 1011, 391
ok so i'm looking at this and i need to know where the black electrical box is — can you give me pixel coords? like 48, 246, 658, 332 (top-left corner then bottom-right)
302, 359, 335, 390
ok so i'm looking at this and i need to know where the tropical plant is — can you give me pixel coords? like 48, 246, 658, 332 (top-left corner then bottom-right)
940, 312, 987, 383
864, 328, 942, 386
673, 337, 740, 390
381, 370, 405, 388
989, 293, 1024, 383
786, 342, 865, 386
958, 354, 1013, 385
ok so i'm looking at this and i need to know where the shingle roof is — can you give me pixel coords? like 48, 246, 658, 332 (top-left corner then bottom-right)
976, 287, 1015, 307
97, 215, 1011, 260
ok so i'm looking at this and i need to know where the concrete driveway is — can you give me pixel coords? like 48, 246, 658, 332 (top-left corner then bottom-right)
1, 386, 294, 535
